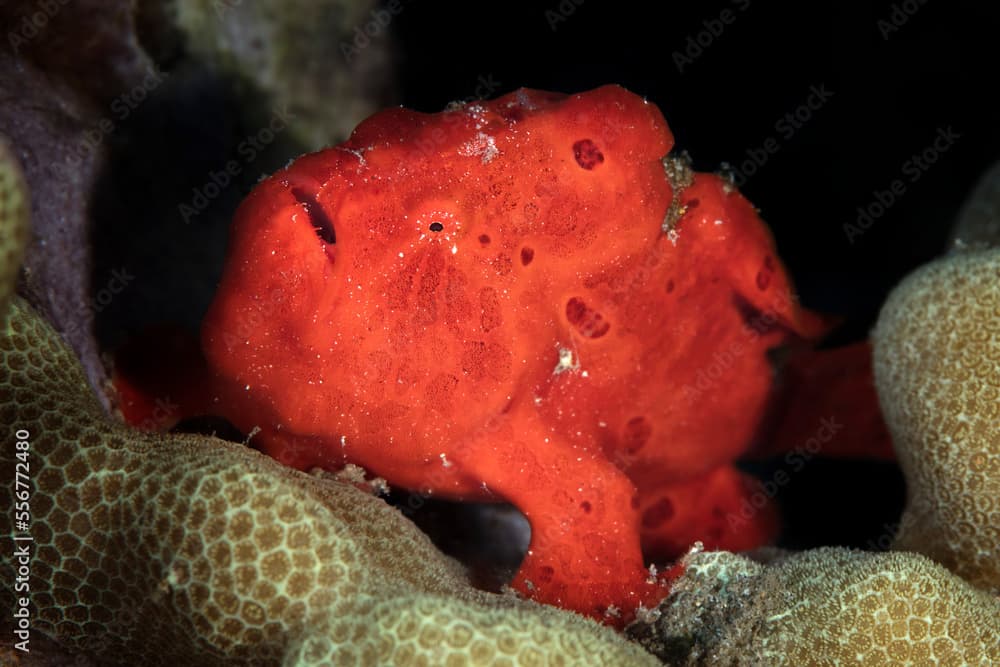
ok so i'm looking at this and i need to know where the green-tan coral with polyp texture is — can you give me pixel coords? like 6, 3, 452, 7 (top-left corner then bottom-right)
629, 547, 1000, 666
0, 132, 659, 666
873, 247, 1000, 592
0, 136, 28, 320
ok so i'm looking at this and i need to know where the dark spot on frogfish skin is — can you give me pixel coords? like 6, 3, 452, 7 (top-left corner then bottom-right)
291, 187, 336, 244
478, 234, 491, 245
573, 139, 604, 170
520, 246, 534, 266
565, 297, 610, 338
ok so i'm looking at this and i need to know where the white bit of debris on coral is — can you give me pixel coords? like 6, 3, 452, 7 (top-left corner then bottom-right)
243, 425, 261, 445
683, 541, 706, 561
309, 463, 391, 496
667, 228, 681, 246
332, 463, 368, 484
368, 477, 390, 496
458, 132, 500, 164
646, 564, 659, 585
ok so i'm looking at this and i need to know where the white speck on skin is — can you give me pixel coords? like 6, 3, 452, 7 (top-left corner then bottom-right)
440, 453, 452, 468
553, 345, 581, 375
336, 146, 368, 167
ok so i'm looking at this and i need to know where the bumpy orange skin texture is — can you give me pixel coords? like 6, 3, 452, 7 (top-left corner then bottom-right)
198, 86, 819, 621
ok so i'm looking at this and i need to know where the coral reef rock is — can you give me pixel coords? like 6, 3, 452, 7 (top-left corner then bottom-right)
950, 160, 1000, 250
629, 546, 1000, 666
873, 246, 1000, 592
172, 0, 394, 149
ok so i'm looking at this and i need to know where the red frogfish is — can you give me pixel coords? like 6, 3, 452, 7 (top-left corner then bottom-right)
116, 85, 885, 626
